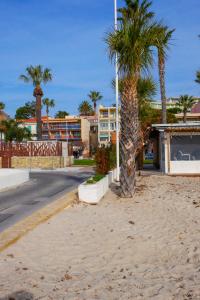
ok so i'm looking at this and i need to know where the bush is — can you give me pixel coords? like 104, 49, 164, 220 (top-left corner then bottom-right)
86, 174, 105, 184
95, 144, 116, 175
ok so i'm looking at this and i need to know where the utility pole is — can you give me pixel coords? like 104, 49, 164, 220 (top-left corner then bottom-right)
114, 0, 120, 181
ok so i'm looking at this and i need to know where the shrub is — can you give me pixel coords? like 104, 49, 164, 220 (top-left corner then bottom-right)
86, 174, 105, 184
95, 144, 116, 175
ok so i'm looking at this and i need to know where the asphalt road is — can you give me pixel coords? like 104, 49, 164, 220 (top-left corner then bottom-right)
0, 168, 93, 233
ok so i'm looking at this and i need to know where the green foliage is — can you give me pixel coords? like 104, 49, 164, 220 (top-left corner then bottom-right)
15, 101, 36, 120
88, 91, 103, 112
42, 98, 55, 116
19, 65, 52, 87
55, 111, 69, 118
153, 25, 175, 59
144, 159, 153, 164
0, 119, 31, 142
167, 111, 178, 123
78, 100, 94, 116
109, 144, 117, 170
86, 174, 105, 184
167, 107, 182, 114
195, 70, 200, 84
0, 102, 5, 111
140, 106, 177, 130
177, 95, 196, 113
73, 159, 96, 166
95, 145, 116, 175
106, 0, 158, 77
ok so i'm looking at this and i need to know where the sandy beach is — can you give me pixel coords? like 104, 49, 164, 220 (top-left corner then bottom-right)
0, 174, 200, 300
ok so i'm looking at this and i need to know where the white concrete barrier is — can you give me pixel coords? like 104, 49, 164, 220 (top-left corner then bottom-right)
78, 168, 118, 204
0, 169, 30, 191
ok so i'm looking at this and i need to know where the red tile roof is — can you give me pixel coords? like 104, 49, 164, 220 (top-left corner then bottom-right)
18, 116, 48, 123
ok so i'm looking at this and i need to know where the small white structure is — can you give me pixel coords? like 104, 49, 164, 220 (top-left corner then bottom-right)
0, 169, 29, 191
153, 123, 200, 175
78, 168, 118, 204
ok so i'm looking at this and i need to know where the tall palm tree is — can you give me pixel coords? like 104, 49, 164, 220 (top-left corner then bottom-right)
42, 98, 55, 139
88, 91, 102, 114
106, 0, 157, 197
19, 65, 52, 140
0, 102, 5, 112
78, 100, 93, 116
154, 25, 175, 124
177, 95, 195, 123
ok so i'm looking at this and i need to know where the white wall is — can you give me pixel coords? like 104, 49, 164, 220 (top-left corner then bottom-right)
169, 161, 200, 174
0, 169, 29, 191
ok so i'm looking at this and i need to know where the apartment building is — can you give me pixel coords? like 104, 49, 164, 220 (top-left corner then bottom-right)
151, 97, 200, 110
98, 105, 118, 145
20, 116, 90, 157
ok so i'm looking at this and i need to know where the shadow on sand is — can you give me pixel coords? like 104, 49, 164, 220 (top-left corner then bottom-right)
0, 290, 34, 300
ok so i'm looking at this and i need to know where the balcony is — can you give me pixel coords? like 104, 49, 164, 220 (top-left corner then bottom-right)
42, 124, 81, 131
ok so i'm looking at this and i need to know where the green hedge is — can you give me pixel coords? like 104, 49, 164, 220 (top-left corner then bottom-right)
73, 159, 96, 166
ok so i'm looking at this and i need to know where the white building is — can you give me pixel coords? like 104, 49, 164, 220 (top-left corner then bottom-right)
153, 123, 200, 175
98, 105, 118, 145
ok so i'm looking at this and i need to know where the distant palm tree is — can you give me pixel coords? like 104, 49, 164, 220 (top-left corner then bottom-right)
177, 95, 195, 123
78, 101, 93, 116
195, 71, 200, 84
154, 25, 175, 124
19, 65, 52, 140
88, 91, 102, 114
0, 102, 5, 112
42, 98, 55, 139
55, 111, 69, 118
106, 0, 158, 197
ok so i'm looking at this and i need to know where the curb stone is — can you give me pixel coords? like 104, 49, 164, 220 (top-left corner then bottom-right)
0, 189, 77, 253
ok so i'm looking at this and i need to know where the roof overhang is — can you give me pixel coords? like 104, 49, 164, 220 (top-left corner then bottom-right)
152, 122, 200, 132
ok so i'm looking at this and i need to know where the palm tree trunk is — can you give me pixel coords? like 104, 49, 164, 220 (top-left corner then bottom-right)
36, 95, 42, 140
46, 107, 50, 140
120, 77, 139, 197
158, 51, 167, 124
34, 86, 43, 140
94, 101, 97, 114
183, 111, 187, 123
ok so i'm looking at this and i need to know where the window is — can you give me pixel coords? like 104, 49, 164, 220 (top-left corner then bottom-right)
100, 136, 109, 142
110, 122, 116, 131
100, 111, 109, 118
100, 122, 109, 130
170, 135, 200, 161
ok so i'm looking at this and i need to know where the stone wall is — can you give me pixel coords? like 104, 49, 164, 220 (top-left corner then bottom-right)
11, 156, 64, 169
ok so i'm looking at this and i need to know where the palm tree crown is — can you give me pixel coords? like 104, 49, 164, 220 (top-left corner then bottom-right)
177, 95, 195, 123
42, 98, 55, 116
79, 101, 93, 116
88, 91, 102, 113
20, 65, 52, 88
19, 65, 52, 140
107, 0, 157, 77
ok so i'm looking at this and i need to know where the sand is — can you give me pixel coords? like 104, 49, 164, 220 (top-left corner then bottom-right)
0, 174, 200, 300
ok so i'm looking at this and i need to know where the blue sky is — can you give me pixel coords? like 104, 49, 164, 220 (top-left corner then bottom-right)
0, 0, 199, 117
